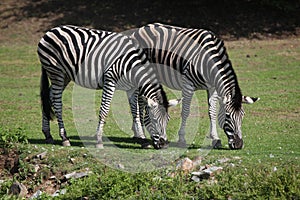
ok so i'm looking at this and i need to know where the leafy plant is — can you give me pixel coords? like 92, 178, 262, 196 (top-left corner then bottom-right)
0, 126, 28, 147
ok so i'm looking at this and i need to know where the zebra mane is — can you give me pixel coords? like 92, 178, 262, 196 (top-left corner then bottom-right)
159, 85, 169, 112
230, 84, 243, 111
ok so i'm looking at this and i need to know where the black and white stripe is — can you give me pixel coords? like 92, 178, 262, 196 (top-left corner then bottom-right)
129, 23, 259, 149
38, 25, 170, 149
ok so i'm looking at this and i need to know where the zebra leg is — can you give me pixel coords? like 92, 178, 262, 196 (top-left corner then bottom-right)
128, 90, 146, 139
51, 81, 71, 147
42, 113, 53, 144
207, 89, 222, 149
128, 91, 151, 149
95, 85, 116, 149
177, 87, 194, 148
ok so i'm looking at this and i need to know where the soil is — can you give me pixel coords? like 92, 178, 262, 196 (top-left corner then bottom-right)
0, 147, 19, 178
0, 0, 299, 45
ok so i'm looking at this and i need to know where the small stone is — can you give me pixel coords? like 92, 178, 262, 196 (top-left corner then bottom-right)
117, 163, 125, 170
63, 171, 90, 181
36, 151, 47, 160
30, 190, 42, 199
191, 175, 201, 182
34, 164, 40, 173
191, 166, 223, 182
69, 158, 76, 164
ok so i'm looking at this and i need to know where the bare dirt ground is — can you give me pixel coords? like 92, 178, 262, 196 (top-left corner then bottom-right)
0, 0, 299, 45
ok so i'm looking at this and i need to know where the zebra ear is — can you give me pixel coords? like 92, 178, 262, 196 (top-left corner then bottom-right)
147, 98, 158, 108
168, 98, 182, 107
242, 96, 260, 104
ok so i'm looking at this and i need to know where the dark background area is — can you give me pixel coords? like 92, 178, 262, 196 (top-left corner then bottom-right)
1, 0, 300, 42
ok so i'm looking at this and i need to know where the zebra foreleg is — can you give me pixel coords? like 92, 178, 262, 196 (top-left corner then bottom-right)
128, 91, 151, 148
207, 89, 222, 149
128, 90, 146, 139
177, 88, 194, 148
95, 85, 116, 149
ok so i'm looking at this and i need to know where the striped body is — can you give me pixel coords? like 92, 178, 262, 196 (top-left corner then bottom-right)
130, 23, 258, 149
38, 25, 170, 149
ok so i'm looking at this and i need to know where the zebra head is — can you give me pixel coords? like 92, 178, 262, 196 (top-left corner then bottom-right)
219, 94, 259, 149
146, 97, 182, 149
146, 98, 169, 149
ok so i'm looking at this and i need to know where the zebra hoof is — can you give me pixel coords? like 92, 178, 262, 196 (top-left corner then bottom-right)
62, 140, 71, 147
212, 139, 222, 149
95, 143, 104, 149
45, 137, 54, 144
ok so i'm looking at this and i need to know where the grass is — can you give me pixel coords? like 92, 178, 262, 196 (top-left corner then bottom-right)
0, 38, 299, 199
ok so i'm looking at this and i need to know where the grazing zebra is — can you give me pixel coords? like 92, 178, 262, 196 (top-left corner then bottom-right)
128, 23, 259, 149
38, 25, 172, 149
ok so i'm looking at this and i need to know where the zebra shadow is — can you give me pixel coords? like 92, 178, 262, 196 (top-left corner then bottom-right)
27, 138, 86, 147
69, 135, 149, 149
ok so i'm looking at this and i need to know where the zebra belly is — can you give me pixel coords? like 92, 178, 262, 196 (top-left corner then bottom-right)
74, 65, 104, 90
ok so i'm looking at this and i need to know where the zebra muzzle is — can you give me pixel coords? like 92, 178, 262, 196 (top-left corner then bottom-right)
228, 137, 244, 150
152, 136, 169, 149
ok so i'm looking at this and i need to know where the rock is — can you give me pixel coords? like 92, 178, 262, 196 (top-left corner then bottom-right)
191, 175, 201, 182
9, 181, 27, 197
30, 190, 42, 199
34, 164, 40, 173
191, 171, 210, 181
176, 157, 193, 171
63, 171, 91, 181
52, 189, 67, 197
117, 163, 125, 170
36, 151, 47, 160
69, 158, 76, 164
191, 166, 223, 182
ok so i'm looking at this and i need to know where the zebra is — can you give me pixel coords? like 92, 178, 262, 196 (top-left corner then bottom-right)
38, 25, 175, 149
128, 23, 259, 149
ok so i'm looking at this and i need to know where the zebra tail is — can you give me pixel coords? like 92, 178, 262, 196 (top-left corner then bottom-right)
40, 67, 55, 120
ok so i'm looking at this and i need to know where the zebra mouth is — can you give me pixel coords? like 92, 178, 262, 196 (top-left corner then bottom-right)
228, 137, 244, 150
153, 137, 169, 149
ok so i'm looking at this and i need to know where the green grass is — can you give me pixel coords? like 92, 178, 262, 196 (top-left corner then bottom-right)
0, 39, 300, 199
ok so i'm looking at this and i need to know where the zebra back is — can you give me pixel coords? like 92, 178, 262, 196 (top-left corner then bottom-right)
131, 23, 242, 106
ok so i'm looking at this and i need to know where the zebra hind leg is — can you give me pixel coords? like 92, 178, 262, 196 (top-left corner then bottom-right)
42, 114, 54, 144
51, 82, 71, 147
